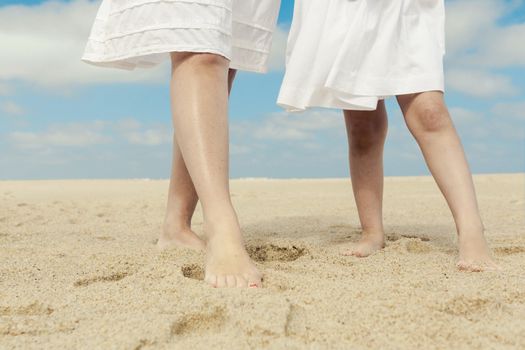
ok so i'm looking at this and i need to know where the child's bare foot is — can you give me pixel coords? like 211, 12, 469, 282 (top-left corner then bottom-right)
157, 222, 205, 251
203, 219, 262, 288
343, 231, 385, 257
456, 230, 500, 272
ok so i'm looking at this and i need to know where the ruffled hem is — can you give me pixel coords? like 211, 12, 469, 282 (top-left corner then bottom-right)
278, 87, 379, 112
82, 0, 276, 72
230, 19, 274, 73
82, 45, 270, 73
82, 44, 229, 70
326, 72, 445, 100
277, 75, 445, 112
82, 27, 231, 70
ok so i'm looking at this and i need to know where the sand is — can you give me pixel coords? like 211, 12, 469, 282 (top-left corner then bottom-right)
0, 174, 524, 349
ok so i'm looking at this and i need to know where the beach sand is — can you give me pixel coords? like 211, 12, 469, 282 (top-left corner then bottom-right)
1, 174, 524, 349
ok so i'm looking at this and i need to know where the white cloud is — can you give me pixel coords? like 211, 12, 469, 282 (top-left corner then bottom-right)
114, 118, 172, 145
0, 82, 11, 95
1, 101, 24, 116
227, 109, 347, 175
115, 118, 143, 131
254, 122, 311, 141
230, 143, 251, 155
449, 106, 490, 139
445, 0, 504, 57
449, 104, 525, 142
491, 102, 525, 121
9, 121, 111, 148
446, 69, 518, 97
478, 24, 525, 68
449, 107, 478, 125
445, 0, 525, 68
123, 128, 172, 146
0, 0, 168, 87
6, 117, 176, 149
443, 0, 524, 98
244, 110, 343, 141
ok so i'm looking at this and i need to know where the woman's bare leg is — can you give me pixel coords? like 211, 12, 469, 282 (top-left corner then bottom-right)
158, 70, 237, 251
397, 91, 498, 271
342, 102, 388, 257
169, 52, 261, 288
157, 138, 204, 250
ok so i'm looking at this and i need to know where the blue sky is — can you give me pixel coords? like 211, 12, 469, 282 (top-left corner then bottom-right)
0, 0, 524, 179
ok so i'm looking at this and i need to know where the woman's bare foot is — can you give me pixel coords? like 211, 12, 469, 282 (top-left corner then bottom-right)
456, 231, 500, 272
157, 221, 205, 251
203, 219, 262, 288
343, 231, 385, 257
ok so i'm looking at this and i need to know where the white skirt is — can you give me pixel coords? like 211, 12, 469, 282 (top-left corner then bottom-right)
82, 0, 281, 73
277, 0, 446, 111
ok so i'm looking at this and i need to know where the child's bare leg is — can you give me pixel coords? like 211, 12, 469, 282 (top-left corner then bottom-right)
170, 52, 261, 288
397, 91, 498, 271
342, 102, 388, 257
158, 70, 237, 251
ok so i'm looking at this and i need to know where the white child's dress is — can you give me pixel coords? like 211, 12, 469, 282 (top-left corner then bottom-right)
277, 0, 446, 111
82, 0, 281, 73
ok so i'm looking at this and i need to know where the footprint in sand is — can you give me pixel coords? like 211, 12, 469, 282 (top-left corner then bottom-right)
247, 244, 307, 263
170, 307, 226, 336
405, 239, 433, 254
0, 302, 54, 316
438, 296, 493, 319
0, 303, 78, 337
95, 236, 115, 241
133, 339, 155, 350
386, 233, 402, 242
74, 271, 130, 287
284, 304, 309, 338
181, 264, 204, 280
401, 234, 430, 242
494, 246, 525, 256
387, 233, 431, 242
505, 291, 525, 304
